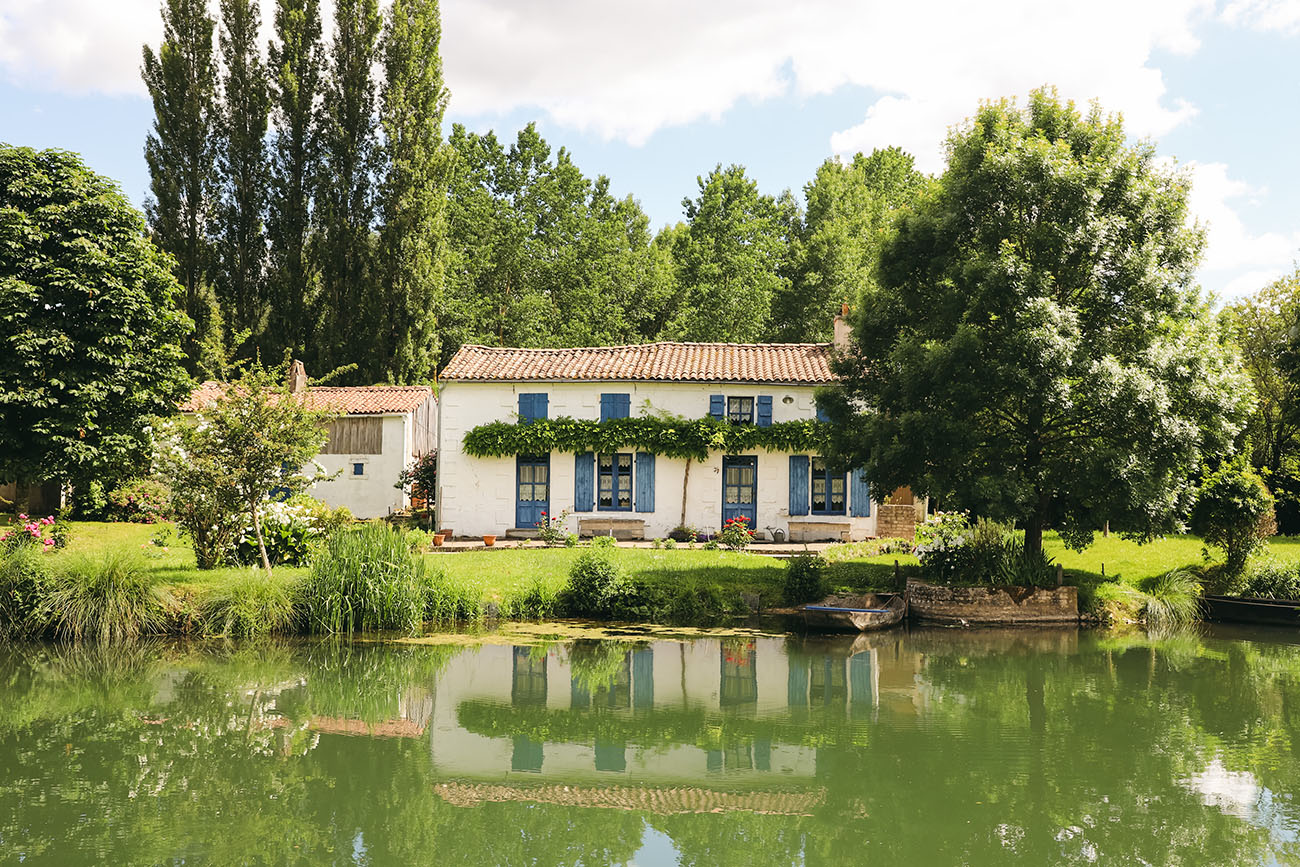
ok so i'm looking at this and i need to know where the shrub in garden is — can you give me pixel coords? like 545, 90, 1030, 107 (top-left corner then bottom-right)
200, 571, 299, 637
233, 496, 352, 567
1191, 460, 1276, 576
994, 538, 1057, 588
1239, 559, 1300, 600
564, 533, 579, 548
784, 554, 828, 604
719, 516, 755, 551
106, 479, 172, 523
535, 509, 571, 547
914, 511, 973, 584
592, 535, 617, 549
562, 550, 630, 617
0, 540, 51, 636
40, 551, 173, 643
297, 524, 430, 634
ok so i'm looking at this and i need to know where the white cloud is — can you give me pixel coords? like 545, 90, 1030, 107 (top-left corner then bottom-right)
1221, 0, 1300, 32
0, 0, 161, 96
1181, 160, 1300, 299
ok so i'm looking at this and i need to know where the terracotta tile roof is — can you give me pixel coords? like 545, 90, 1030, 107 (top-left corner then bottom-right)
181, 382, 433, 415
439, 343, 837, 384
433, 782, 827, 816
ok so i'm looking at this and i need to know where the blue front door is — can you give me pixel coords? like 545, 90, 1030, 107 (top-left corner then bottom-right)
516, 455, 550, 528
722, 455, 757, 527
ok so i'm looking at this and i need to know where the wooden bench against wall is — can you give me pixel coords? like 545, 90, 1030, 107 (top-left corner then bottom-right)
578, 518, 646, 540
787, 521, 851, 543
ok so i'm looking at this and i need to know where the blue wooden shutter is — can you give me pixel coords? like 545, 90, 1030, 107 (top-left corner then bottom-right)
635, 452, 655, 513
789, 455, 810, 516
574, 452, 595, 511
815, 403, 830, 423
850, 469, 871, 517
709, 394, 725, 419
600, 393, 630, 421
756, 395, 773, 427
519, 393, 548, 423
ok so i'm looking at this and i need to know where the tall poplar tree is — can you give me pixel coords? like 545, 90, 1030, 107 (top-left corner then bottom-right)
376, 0, 450, 383
266, 0, 324, 361
314, 0, 381, 378
142, 0, 219, 366
215, 0, 271, 342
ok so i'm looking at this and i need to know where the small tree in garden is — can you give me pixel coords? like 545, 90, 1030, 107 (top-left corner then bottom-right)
396, 451, 437, 528
161, 359, 336, 573
156, 426, 245, 569
1191, 459, 1276, 576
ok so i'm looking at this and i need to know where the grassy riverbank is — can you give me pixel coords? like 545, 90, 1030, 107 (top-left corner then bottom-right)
18, 520, 1300, 629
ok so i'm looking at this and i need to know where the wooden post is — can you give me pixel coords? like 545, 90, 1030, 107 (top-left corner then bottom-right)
1056, 563, 1063, 587
894, 559, 900, 583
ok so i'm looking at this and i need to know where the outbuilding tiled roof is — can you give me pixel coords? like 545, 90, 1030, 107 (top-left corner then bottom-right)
181, 382, 433, 415
439, 342, 837, 384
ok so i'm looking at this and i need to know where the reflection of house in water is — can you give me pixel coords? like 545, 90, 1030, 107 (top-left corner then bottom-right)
430, 636, 908, 796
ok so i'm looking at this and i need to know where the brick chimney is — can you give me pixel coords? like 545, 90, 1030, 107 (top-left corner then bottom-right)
832, 303, 851, 353
288, 360, 307, 394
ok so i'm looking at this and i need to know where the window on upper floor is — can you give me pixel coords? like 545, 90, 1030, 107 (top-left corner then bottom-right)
727, 396, 754, 425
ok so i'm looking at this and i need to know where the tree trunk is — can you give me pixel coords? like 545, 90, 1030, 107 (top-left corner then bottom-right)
250, 500, 273, 576
680, 459, 692, 529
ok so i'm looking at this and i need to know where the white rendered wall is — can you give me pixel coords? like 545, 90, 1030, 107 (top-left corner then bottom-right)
310, 414, 411, 518
437, 381, 878, 539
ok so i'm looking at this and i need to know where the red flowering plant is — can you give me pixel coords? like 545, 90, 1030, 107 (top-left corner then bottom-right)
1, 514, 57, 553
718, 515, 755, 551
535, 508, 571, 547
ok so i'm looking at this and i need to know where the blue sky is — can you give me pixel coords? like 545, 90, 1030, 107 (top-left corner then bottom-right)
2, 0, 1297, 300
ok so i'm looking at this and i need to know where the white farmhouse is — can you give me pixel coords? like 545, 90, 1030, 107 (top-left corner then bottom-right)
437, 313, 920, 542
182, 365, 436, 519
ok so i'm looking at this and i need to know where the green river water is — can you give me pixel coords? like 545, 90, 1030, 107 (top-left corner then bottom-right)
2, 625, 1299, 865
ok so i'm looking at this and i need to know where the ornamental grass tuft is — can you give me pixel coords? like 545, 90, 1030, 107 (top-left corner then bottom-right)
1139, 568, 1203, 630
40, 551, 172, 643
199, 569, 300, 637
296, 524, 429, 634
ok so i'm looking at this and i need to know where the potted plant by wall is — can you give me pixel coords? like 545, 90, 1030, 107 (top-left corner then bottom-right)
432, 533, 445, 547
483, 534, 496, 547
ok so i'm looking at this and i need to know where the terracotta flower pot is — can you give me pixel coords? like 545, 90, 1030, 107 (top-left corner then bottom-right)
432, 534, 445, 547
483, 534, 496, 547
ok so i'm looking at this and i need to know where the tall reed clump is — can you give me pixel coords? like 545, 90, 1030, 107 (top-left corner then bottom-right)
0, 542, 51, 637
296, 524, 429, 634
1139, 568, 1203, 630
200, 570, 300, 638
40, 551, 172, 643
422, 569, 483, 625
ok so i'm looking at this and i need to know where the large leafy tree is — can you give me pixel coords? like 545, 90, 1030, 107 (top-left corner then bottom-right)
823, 89, 1253, 555
0, 146, 192, 493
215, 0, 271, 341
375, 0, 450, 383
661, 164, 795, 343
1226, 270, 1300, 534
266, 0, 324, 363
775, 147, 930, 342
142, 0, 220, 366
440, 124, 676, 365
313, 0, 382, 378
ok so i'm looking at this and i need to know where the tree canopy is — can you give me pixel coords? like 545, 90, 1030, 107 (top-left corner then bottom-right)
823, 88, 1254, 553
0, 145, 192, 490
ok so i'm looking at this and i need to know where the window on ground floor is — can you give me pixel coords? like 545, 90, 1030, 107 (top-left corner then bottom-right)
811, 457, 846, 514
598, 453, 633, 511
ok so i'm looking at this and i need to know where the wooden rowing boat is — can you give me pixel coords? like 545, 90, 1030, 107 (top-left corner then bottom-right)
1202, 595, 1300, 627
800, 593, 906, 633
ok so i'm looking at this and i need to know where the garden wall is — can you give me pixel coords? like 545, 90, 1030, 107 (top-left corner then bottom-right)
906, 579, 1078, 624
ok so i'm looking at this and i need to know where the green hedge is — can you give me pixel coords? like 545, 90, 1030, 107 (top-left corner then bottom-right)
462, 416, 829, 461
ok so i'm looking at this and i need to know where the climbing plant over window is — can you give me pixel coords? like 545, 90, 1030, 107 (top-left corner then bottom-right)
462, 416, 829, 461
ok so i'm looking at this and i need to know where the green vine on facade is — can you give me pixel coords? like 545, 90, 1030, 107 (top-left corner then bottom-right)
461, 416, 829, 461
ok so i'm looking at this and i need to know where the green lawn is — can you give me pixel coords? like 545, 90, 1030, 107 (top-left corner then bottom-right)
25, 520, 1300, 620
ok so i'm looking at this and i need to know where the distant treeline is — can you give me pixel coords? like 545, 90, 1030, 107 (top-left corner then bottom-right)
142, 0, 929, 384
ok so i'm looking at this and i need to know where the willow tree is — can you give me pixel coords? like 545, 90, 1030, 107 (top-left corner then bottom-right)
823, 88, 1253, 555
